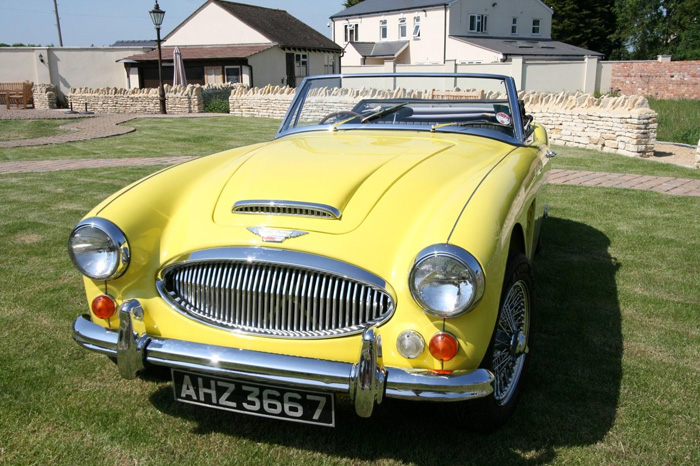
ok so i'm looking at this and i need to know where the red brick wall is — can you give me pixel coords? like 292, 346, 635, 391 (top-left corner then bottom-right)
611, 61, 700, 99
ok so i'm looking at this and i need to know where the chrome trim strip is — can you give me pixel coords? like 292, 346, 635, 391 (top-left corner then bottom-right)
156, 247, 395, 339
233, 200, 341, 219
72, 314, 494, 403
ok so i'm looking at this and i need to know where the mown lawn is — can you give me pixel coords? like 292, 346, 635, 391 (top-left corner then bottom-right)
0, 119, 73, 141
0, 118, 698, 464
0, 116, 281, 162
0, 166, 698, 465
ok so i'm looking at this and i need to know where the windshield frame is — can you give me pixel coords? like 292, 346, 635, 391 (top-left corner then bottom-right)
276, 73, 524, 144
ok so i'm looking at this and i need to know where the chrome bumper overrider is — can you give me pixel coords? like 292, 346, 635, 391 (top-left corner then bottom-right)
73, 300, 494, 418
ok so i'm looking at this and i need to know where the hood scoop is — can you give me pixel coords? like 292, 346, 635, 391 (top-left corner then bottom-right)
232, 200, 341, 219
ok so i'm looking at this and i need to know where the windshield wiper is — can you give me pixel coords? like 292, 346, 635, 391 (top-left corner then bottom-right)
430, 120, 512, 133
361, 102, 409, 123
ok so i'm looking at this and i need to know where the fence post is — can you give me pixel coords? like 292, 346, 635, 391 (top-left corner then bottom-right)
511, 57, 524, 90
583, 55, 599, 94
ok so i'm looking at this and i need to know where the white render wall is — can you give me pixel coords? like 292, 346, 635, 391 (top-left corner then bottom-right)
0, 46, 151, 99
164, 2, 270, 46
448, 0, 552, 38
334, 7, 448, 65
333, 0, 553, 66
342, 57, 605, 94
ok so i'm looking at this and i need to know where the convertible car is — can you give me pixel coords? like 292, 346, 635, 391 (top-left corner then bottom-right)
70, 73, 552, 429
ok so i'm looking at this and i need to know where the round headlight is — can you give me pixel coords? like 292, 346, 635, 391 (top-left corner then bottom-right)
68, 218, 129, 281
409, 244, 484, 318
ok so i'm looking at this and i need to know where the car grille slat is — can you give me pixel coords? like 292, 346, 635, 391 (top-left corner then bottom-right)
160, 257, 394, 338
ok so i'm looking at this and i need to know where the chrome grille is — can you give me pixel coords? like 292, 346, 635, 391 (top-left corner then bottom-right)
232, 200, 341, 219
158, 250, 394, 338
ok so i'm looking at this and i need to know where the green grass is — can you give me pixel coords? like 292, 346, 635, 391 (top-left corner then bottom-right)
0, 116, 280, 162
0, 119, 72, 141
0, 150, 699, 462
648, 98, 700, 145
552, 144, 700, 179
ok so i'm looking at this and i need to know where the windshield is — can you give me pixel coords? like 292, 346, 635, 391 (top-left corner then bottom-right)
278, 74, 522, 142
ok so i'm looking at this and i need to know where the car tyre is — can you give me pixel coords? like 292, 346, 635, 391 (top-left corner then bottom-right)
456, 252, 533, 431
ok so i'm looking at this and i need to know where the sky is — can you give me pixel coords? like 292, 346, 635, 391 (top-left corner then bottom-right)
0, 0, 347, 47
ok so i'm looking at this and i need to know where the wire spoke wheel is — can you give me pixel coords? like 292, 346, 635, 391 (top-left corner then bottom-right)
492, 279, 529, 406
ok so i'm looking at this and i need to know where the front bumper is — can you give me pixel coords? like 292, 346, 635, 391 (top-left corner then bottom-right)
73, 300, 494, 418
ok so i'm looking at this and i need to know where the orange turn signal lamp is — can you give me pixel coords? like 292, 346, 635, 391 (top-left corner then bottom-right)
429, 332, 459, 362
92, 294, 116, 319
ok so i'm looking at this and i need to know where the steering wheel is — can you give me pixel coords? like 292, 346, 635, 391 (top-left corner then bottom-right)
319, 111, 362, 125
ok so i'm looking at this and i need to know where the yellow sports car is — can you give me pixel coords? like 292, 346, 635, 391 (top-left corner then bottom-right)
70, 73, 552, 429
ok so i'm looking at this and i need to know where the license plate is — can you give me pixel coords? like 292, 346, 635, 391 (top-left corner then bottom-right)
172, 369, 335, 427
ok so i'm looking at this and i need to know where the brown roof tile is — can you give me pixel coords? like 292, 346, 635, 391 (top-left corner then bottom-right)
214, 1, 341, 52
122, 44, 274, 62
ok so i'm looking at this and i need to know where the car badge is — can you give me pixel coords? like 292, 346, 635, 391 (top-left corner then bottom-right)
247, 227, 308, 243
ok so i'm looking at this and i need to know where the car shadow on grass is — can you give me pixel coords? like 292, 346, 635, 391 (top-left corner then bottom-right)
148, 216, 622, 465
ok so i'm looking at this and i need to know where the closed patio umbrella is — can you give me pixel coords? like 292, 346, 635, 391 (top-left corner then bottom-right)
173, 46, 187, 86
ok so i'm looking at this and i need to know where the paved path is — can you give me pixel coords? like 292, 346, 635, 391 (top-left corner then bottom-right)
549, 169, 700, 197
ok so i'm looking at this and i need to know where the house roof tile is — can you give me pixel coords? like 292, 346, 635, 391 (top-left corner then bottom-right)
122, 44, 274, 62
214, 1, 341, 52
452, 37, 604, 58
331, 0, 453, 19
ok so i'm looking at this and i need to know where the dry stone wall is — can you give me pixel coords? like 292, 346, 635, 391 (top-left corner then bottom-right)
32, 83, 57, 110
521, 91, 657, 157
230, 86, 657, 158
68, 84, 204, 114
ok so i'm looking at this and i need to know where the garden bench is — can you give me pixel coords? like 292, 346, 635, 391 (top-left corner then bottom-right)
0, 81, 35, 109
429, 89, 485, 100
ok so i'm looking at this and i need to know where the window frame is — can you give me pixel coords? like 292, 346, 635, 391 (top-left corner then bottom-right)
224, 66, 241, 84
344, 23, 358, 42
398, 18, 407, 39
379, 19, 388, 40
511, 17, 518, 35
532, 18, 541, 35
413, 16, 421, 38
295, 53, 308, 78
468, 14, 488, 33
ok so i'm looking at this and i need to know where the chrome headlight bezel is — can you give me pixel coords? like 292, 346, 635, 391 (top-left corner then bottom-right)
68, 217, 130, 281
409, 244, 485, 318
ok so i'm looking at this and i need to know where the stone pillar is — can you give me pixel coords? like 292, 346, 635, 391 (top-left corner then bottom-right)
583, 55, 599, 94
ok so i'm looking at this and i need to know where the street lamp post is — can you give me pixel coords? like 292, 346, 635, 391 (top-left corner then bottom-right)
149, 1, 166, 114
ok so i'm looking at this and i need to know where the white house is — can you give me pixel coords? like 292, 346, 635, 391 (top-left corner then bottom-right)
122, 0, 341, 88
331, 0, 602, 66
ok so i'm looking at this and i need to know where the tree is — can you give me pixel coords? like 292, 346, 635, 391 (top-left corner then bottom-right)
343, 0, 364, 8
545, 0, 618, 58
612, 0, 700, 59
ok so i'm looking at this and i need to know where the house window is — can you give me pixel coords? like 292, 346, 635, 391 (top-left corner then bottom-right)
399, 18, 407, 39
324, 54, 336, 74
344, 23, 358, 42
511, 17, 518, 34
380, 20, 387, 40
469, 14, 488, 33
224, 66, 240, 84
532, 18, 541, 35
295, 53, 308, 77
413, 16, 421, 38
